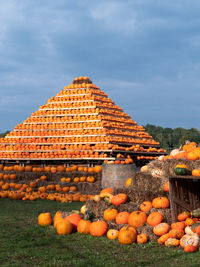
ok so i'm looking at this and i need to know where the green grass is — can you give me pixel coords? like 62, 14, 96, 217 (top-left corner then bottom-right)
0, 199, 200, 267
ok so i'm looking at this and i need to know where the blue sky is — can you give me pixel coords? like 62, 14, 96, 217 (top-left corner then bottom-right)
0, 0, 200, 132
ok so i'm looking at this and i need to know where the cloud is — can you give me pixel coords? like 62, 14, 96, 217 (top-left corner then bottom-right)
1, 0, 200, 131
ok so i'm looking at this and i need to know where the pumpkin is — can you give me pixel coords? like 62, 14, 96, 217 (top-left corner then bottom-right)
118, 228, 136, 245
163, 181, 169, 192
111, 193, 127, 206
168, 229, 184, 239
191, 223, 200, 236
185, 217, 195, 226
120, 226, 137, 236
115, 212, 130, 224
171, 221, 185, 230
38, 212, 52, 226
153, 223, 170, 236
137, 233, 148, 244
90, 221, 108, 236
184, 245, 197, 253
128, 211, 147, 228
56, 220, 72, 235
177, 211, 190, 221
65, 213, 81, 231
192, 169, 200, 176
152, 197, 169, 209
147, 212, 163, 227
103, 208, 118, 221
140, 201, 152, 212
170, 148, 182, 157
165, 238, 180, 247
107, 229, 119, 240
174, 165, 188, 175
173, 151, 187, 159
157, 233, 170, 244
180, 234, 200, 248
187, 151, 199, 161
100, 187, 113, 195
93, 165, 102, 173
77, 219, 91, 234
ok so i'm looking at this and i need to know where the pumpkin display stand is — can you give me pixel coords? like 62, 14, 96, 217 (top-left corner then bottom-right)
101, 163, 138, 189
0, 76, 166, 166
169, 175, 200, 222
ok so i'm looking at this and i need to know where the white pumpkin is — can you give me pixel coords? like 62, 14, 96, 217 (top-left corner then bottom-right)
180, 233, 200, 248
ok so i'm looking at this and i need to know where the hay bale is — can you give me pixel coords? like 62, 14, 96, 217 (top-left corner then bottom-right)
85, 199, 111, 218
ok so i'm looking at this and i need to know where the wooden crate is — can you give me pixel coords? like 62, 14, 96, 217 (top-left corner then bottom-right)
169, 175, 200, 222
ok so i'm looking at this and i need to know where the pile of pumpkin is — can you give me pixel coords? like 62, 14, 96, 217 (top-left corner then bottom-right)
159, 141, 200, 162
38, 188, 200, 253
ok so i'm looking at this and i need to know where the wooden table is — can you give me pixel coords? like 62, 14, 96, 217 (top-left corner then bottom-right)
169, 175, 200, 222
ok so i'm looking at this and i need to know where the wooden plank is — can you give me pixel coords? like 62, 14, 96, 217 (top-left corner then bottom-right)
172, 196, 193, 211
169, 178, 177, 223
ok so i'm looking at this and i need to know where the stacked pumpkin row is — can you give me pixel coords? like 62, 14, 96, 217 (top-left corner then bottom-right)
7, 129, 150, 139
0, 164, 103, 201
0, 164, 102, 173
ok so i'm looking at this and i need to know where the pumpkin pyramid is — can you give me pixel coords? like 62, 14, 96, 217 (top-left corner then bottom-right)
0, 77, 166, 162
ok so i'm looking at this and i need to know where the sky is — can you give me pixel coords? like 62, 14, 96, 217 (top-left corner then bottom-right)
0, 0, 200, 132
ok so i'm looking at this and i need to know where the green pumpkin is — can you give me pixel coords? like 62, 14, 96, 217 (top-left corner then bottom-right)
174, 167, 188, 175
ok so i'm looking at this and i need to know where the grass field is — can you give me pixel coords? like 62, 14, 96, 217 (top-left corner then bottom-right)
0, 199, 200, 267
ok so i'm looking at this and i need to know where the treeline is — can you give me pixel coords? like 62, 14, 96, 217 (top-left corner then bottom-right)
144, 124, 200, 152
0, 131, 10, 138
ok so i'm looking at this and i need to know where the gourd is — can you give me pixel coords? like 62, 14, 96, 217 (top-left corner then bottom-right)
174, 164, 188, 175
180, 234, 200, 248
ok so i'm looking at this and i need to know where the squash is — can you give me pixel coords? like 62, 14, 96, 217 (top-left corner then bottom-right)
174, 165, 188, 175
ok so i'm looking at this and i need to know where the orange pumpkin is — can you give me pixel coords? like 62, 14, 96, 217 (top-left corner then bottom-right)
168, 229, 184, 239
118, 228, 136, 245
56, 220, 72, 235
137, 233, 148, 244
111, 193, 127, 206
107, 229, 119, 240
38, 212, 52, 226
115, 212, 130, 224
77, 219, 91, 234
157, 233, 170, 244
140, 201, 152, 212
152, 197, 169, 209
128, 211, 147, 228
177, 211, 190, 222
65, 213, 81, 231
90, 221, 108, 236
153, 223, 170, 236
103, 208, 118, 221
147, 212, 163, 227
192, 169, 200, 176
184, 245, 197, 253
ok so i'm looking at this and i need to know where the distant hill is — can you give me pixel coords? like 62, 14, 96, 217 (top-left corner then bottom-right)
144, 124, 200, 152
